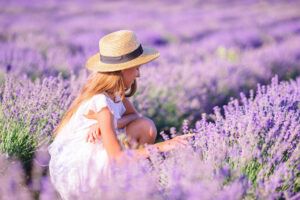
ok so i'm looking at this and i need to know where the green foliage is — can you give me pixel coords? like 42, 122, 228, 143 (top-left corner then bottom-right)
137, 86, 185, 131
295, 171, 300, 192
0, 118, 37, 164
242, 158, 262, 186
153, 101, 184, 131
216, 46, 240, 62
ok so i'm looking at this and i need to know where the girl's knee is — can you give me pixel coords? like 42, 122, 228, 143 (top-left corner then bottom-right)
141, 117, 157, 143
126, 116, 157, 144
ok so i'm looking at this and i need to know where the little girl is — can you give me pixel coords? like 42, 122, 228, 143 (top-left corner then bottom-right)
48, 30, 192, 199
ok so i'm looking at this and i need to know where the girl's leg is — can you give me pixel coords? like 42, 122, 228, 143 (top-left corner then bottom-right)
125, 117, 157, 146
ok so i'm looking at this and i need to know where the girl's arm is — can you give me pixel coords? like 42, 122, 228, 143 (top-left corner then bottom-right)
117, 98, 141, 129
95, 106, 147, 162
127, 135, 193, 160
87, 97, 141, 129
117, 113, 141, 129
94, 106, 194, 162
122, 97, 138, 115
95, 107, 123, 160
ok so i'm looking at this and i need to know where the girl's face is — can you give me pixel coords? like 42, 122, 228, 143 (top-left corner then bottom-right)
121, 65, 140, 89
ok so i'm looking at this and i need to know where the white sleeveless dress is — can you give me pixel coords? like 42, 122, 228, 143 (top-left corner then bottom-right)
48, 93, 127, 199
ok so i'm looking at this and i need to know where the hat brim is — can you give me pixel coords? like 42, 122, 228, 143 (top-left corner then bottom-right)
86, 46, 160, 72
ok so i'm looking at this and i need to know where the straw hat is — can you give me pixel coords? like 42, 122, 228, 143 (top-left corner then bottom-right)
86, 30, 160, 72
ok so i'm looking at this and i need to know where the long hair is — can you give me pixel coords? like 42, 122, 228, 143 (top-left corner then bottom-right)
53, 71, 137, 137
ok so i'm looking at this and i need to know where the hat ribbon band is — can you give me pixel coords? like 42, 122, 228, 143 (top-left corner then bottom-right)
100, 44, 143, 64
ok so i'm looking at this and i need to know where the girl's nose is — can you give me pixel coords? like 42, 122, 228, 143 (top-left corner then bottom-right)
136, 68, 140, 77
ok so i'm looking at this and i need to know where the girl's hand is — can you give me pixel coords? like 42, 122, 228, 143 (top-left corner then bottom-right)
86, 123, 102, 144
158, 134, 195, 152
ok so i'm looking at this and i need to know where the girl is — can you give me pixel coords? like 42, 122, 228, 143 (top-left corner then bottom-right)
48, 30, 192, 199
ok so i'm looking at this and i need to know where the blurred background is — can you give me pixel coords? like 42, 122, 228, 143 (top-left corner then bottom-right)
1, 0, 300, 132
0, 0, 300, 199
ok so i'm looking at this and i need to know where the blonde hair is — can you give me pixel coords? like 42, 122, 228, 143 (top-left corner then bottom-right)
53, 71, 137, 137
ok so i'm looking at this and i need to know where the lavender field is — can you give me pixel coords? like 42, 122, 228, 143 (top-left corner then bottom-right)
0, 0, 300, 199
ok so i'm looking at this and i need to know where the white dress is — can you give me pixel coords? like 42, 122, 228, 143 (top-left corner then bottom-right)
48, 93, 127, 199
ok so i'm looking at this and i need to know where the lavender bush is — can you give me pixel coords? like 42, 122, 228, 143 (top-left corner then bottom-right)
0, 154, 32, 199
1, 75, 299, 199
0, 150, 59, 199
189, 76, 300, 199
